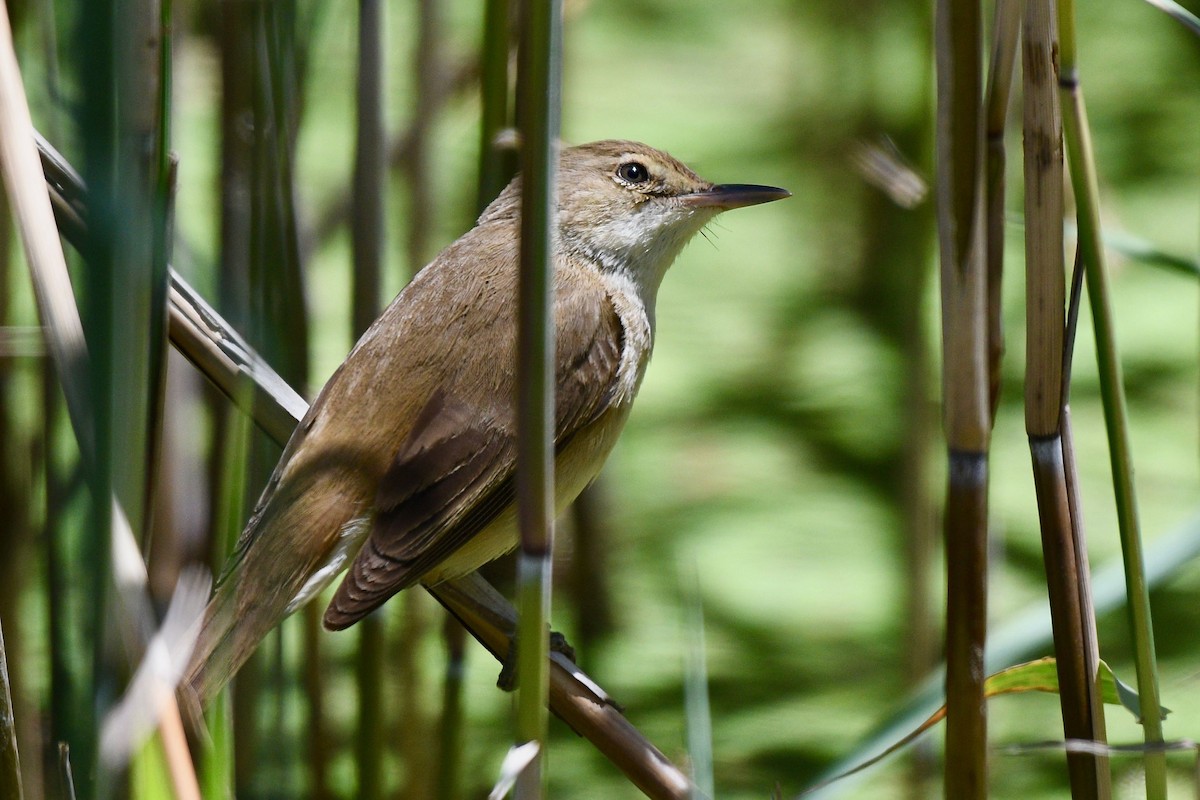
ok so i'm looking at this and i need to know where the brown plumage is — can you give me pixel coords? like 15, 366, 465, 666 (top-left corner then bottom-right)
182, 140, 788, 706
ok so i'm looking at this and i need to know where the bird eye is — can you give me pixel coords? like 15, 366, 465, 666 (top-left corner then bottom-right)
616, 161, 650, 184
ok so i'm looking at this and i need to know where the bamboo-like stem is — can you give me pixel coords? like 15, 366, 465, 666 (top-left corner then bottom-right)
39, 132, 695, 800
934, 0, 991, 794
983, 0, 1020, 417
109, 0, 162, 546
300, 604, 331, 799
1061, 406, 1105, 688
1056, 2, 1167, 796
1021, 2, 1110, 796
0, 620, 22, 800
1022, 0, 1064, 441
211, 18, 259, 785
357, 614, 384, 800
143, 0, 174, 559
513, 0, 562, 797
478, 0, 514, 210
217, 0, 253, 332
1029, 438, 1109, 797
435, 617, 467, 800
353, 0, 385, 335
405, 0, 438, 273
352, 2, 385, 795
942, 455, 988, 795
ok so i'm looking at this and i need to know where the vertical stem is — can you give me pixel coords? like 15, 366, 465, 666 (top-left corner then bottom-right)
301, 604, 332, 800
943, 454, 989, 798
983, 0, 1020, 417
478, 0, 515, 210
110, 0, 162, 546
1029, 438, 1109, 798
436, 618, 467, 800
1022, 0, 1110, 795
353, 0, 384, 333
514, 0, 562, 796
1056, 1, 1166, 795
405, 0, 438, 274
934, 0, 990, 795
357, 615, 383, 800
78, 0, 118, 792
352, 4, 385, 795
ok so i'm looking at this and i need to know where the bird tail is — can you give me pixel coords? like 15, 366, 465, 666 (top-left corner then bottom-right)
181, 556, 275, 709
181, 479, 361, 709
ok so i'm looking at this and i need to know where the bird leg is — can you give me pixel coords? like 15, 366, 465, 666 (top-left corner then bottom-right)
496, 630, 577, 691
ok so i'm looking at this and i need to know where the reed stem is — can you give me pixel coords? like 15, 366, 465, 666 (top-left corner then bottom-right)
1056, 0, 1167, 794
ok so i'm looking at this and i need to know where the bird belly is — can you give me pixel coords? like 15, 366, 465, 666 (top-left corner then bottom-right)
419, 404, 631, 585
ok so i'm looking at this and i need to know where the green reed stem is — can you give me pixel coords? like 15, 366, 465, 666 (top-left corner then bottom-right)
1056, 0, 1166, 795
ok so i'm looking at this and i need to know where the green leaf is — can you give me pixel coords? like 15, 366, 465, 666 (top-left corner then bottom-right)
985, 657, 1169, 722
800, 657, 1166, 796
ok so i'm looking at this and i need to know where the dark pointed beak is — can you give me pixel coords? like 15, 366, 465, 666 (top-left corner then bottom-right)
681, 183, 791, 210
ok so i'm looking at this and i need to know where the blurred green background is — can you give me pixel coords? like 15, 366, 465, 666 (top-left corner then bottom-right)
4, 0, 1200, 797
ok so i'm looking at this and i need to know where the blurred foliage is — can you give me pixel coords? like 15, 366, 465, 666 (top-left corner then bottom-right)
2, 0, 1199, 798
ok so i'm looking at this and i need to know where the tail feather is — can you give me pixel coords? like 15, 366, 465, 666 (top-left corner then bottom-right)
181, 481, 361, 707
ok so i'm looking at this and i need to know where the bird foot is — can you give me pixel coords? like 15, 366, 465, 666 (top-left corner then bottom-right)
496, 630, 577, 691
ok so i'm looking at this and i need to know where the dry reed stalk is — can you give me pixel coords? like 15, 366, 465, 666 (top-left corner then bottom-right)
983, 0, 1019, 416
1021, 1, 1110, 796
934, 0, 991, 794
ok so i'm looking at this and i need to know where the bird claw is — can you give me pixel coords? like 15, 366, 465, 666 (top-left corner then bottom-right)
496, 630, 577, 691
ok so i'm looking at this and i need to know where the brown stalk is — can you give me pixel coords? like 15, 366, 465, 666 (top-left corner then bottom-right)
1022, 0, 1064, 441
301, 603, 332, 799
36, 134, 696, 800
1021, 1, 1110, 795
983, 0, 1020, 417
352, 2, 386, 796
934, 0, 991, 794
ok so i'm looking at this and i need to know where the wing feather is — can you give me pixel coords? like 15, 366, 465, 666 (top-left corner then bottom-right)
323, 272, 626, 629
